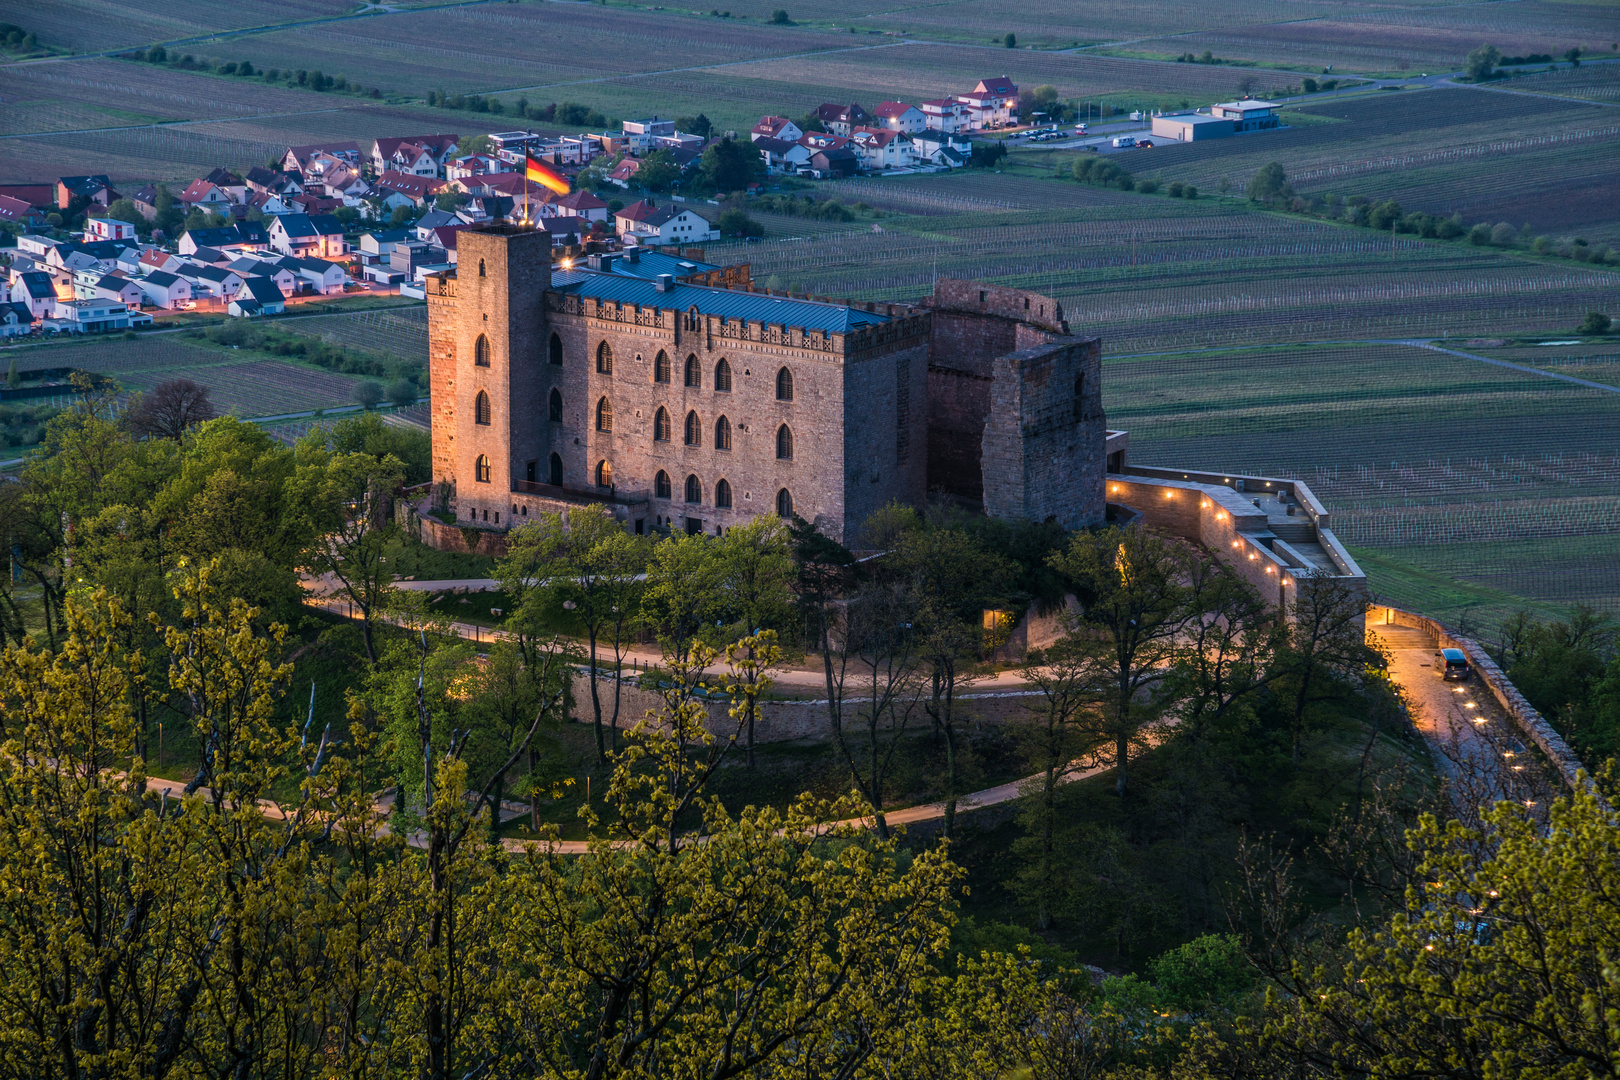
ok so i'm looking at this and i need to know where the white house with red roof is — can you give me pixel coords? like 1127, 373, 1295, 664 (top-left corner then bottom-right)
606, 158, 641, 189
371, 171, 445, 207
446, 154, 510, 182
920, 98, 972, 133
281, 142, 362, 176
749, 116, 803, 143
871, 102, 925, 134
372, 135, 461, 177
179, 179, 233, 211
550, 189, 609, 222
849, 127, 915, 170
956, 76, 1019, 129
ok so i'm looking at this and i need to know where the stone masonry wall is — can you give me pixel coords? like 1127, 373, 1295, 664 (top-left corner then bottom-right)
981, 337, 1106, 530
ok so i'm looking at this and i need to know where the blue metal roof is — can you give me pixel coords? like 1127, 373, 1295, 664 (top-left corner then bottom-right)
602, 249, 717, 280
550, 269, 888, 333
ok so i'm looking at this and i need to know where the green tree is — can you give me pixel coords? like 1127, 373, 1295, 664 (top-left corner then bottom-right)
710, 514, 795, 765
354, 379, 385, 409
634, 149, 682, 192
699, 135, 763, 194
1004, 32, 1017, 47
387, 376, 420, 408
1465, 42, 1502, 81
770, 8, 791, 23
287, 442, 406, 662
1246, 161, 1292, 203
1280, 570, 1374, 764
674, 112, 713, 139
715, 207, 763, 237
1578, 311, 1613, 334
1049, 525, 1197, 795
499, 506, 651, 761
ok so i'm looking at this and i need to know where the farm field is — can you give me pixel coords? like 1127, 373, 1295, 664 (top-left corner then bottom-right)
1098, 342, 1620, 631
6, 336, 368, 418
278, 305, 430, 366
723, 184, 1620, 352
1113, 2, 1620, 75
17, 0, 357, 55
1509, 62, 1620, 104
1476, 341, 1620, 389
1123, 88, 1620, 244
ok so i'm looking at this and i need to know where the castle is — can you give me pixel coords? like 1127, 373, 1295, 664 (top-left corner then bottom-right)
425, 225, 1106, 543
422, 224, 1365, 617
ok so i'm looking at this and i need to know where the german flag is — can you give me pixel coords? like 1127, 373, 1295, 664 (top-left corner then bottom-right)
524, 154, 570, 196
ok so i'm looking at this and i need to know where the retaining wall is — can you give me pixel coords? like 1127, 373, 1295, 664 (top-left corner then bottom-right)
1375, 605, 1590, 792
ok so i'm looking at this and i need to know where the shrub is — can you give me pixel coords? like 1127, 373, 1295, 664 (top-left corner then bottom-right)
1148, 934, 1254, 1012
1134, 178, 1159, 194
388, 378, 420, 407
1183, 184, 1197, 199
1465, 43, 1501, 82
1436, 214, 1465, 240
1469, 222, 1494, 245
1302, 77, 1318, 93
1166, 181, 1185, 197
1004, 32, 1016, 47
353, 381, 384, 410
1367, 199, 1403, 230
1576, 311, 1612, 335
770, 9, 791, 23
1245, 161, 1290, 202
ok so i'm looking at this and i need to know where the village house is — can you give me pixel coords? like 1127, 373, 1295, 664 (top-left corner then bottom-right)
57, 175, 118, 210
750, 116, 804, 143
550, 190, 610, 222
230, 275, 289, 317
606, 159, 641, 189
871, 102, 926, 134
179, 222, 269, 255
282, 142, 362, 177
913, 132, 971, 168
46, 298, 132, 333
83, 217, 138, 243
291, 256, 349, 295
372, 171, 444, 208
268, 214, 348, 260
228, 256, 298, 296
920, 98, 972, 134
0, 194, 47, 228
956, 76, 1019, 129
201, 168, 248, 201
614, 200, 716, 244
88, 274, 145, 308
135, 269, 193, 310
372, 135, 461, 177
246, 190, 293, 215
0, 302, 34, 338
179, 179, 234, 213
620, 117, 675, 154
11, 272, 60, 320
454, 195, 514, 225
814, 103, 872, 137
414, 209, 461, 240
849, 127, 915, 170
754, 137, 811, 175
446, 154, 509, 182
246, 167, 303, 199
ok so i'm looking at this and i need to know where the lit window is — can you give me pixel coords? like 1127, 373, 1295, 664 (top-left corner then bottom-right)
596, 396, 612, 432
474, 334, 490, 367
474, 390, 491, 425
475, 454, 491, 482
596, 341, 613, 374
596, 460, 613, 487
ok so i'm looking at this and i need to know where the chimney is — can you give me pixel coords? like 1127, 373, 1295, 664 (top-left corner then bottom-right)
655, 273, 673, 292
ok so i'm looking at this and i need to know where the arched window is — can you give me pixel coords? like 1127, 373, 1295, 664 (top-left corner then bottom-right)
684, 410, 701, 446
596, 460, 613, 488
478, 258, 486, 277
596, 341, 613, 375
685, 474, 701, 504
714, 415, 731, 451
686, 306, 700, 331
654, 350, 670, 383
474, 390, 491, 425
776, 488, 793, 519
474, 333, 490, 367
548, 453, 562, 486
714, 358, 732, 392
548, 333, 563, 366
775, 366, 793, 401
653, 406, 671, 442
776, 424, 793, 461
684, 354, 700, 388
715, 478, 732, 509
475, 454, 491, 483
655, 469, 671, 499
596, 396, 612, 433
548, 388, 563, 422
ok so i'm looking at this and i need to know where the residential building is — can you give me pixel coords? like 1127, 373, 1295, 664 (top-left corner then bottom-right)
550, 190, 609, 222
0, 184, 54, 210
178, 222, 269, 255
229, 257, 298, 296
12, 272, 60, 319
128, 184, 162, 221
454, 195, 514, 225
203, 168, 248, 202
606, 159, 641, 188
81, 217, 137, 243
246, 190, 293, 215
137, 270, 193, 309
57, 175, 117, 210
245, 167, 303, 198
753, 137, 811, 175
814, 103, 872, 137
291, 257, 348, 295
1152, 113, 1238, 141
616, 203, 715, 244
446, 155, 510, 182
372, 135, 461, 177
956, 76, 1018, 129
750, 116, 803, 143
89, 274, 145, 307
0, 302, 34, 337
920, 98, 971, 134
912, 132, 971, 168
849, 127, 915, 170
414, 209, 461, 240
871, 102, 926, 134
0, 194, 46, 228
621, 116, 676, 153
268, 214, 348, 260
282, 142, 362, 177
808, 146, 860, 178
372, 171, 444, 207
179, 179, 235, 211
231, 275, 288, 316
359, 229, 412, 261
47, 299, 131, 333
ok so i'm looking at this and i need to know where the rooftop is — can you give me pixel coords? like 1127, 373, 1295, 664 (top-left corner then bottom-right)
1212, 99, 1279, 111
549, 268, 891, 334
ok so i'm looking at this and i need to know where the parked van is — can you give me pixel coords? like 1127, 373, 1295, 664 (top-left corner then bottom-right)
1438, 648, 1471, 680
1111, 136, 1136, 148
